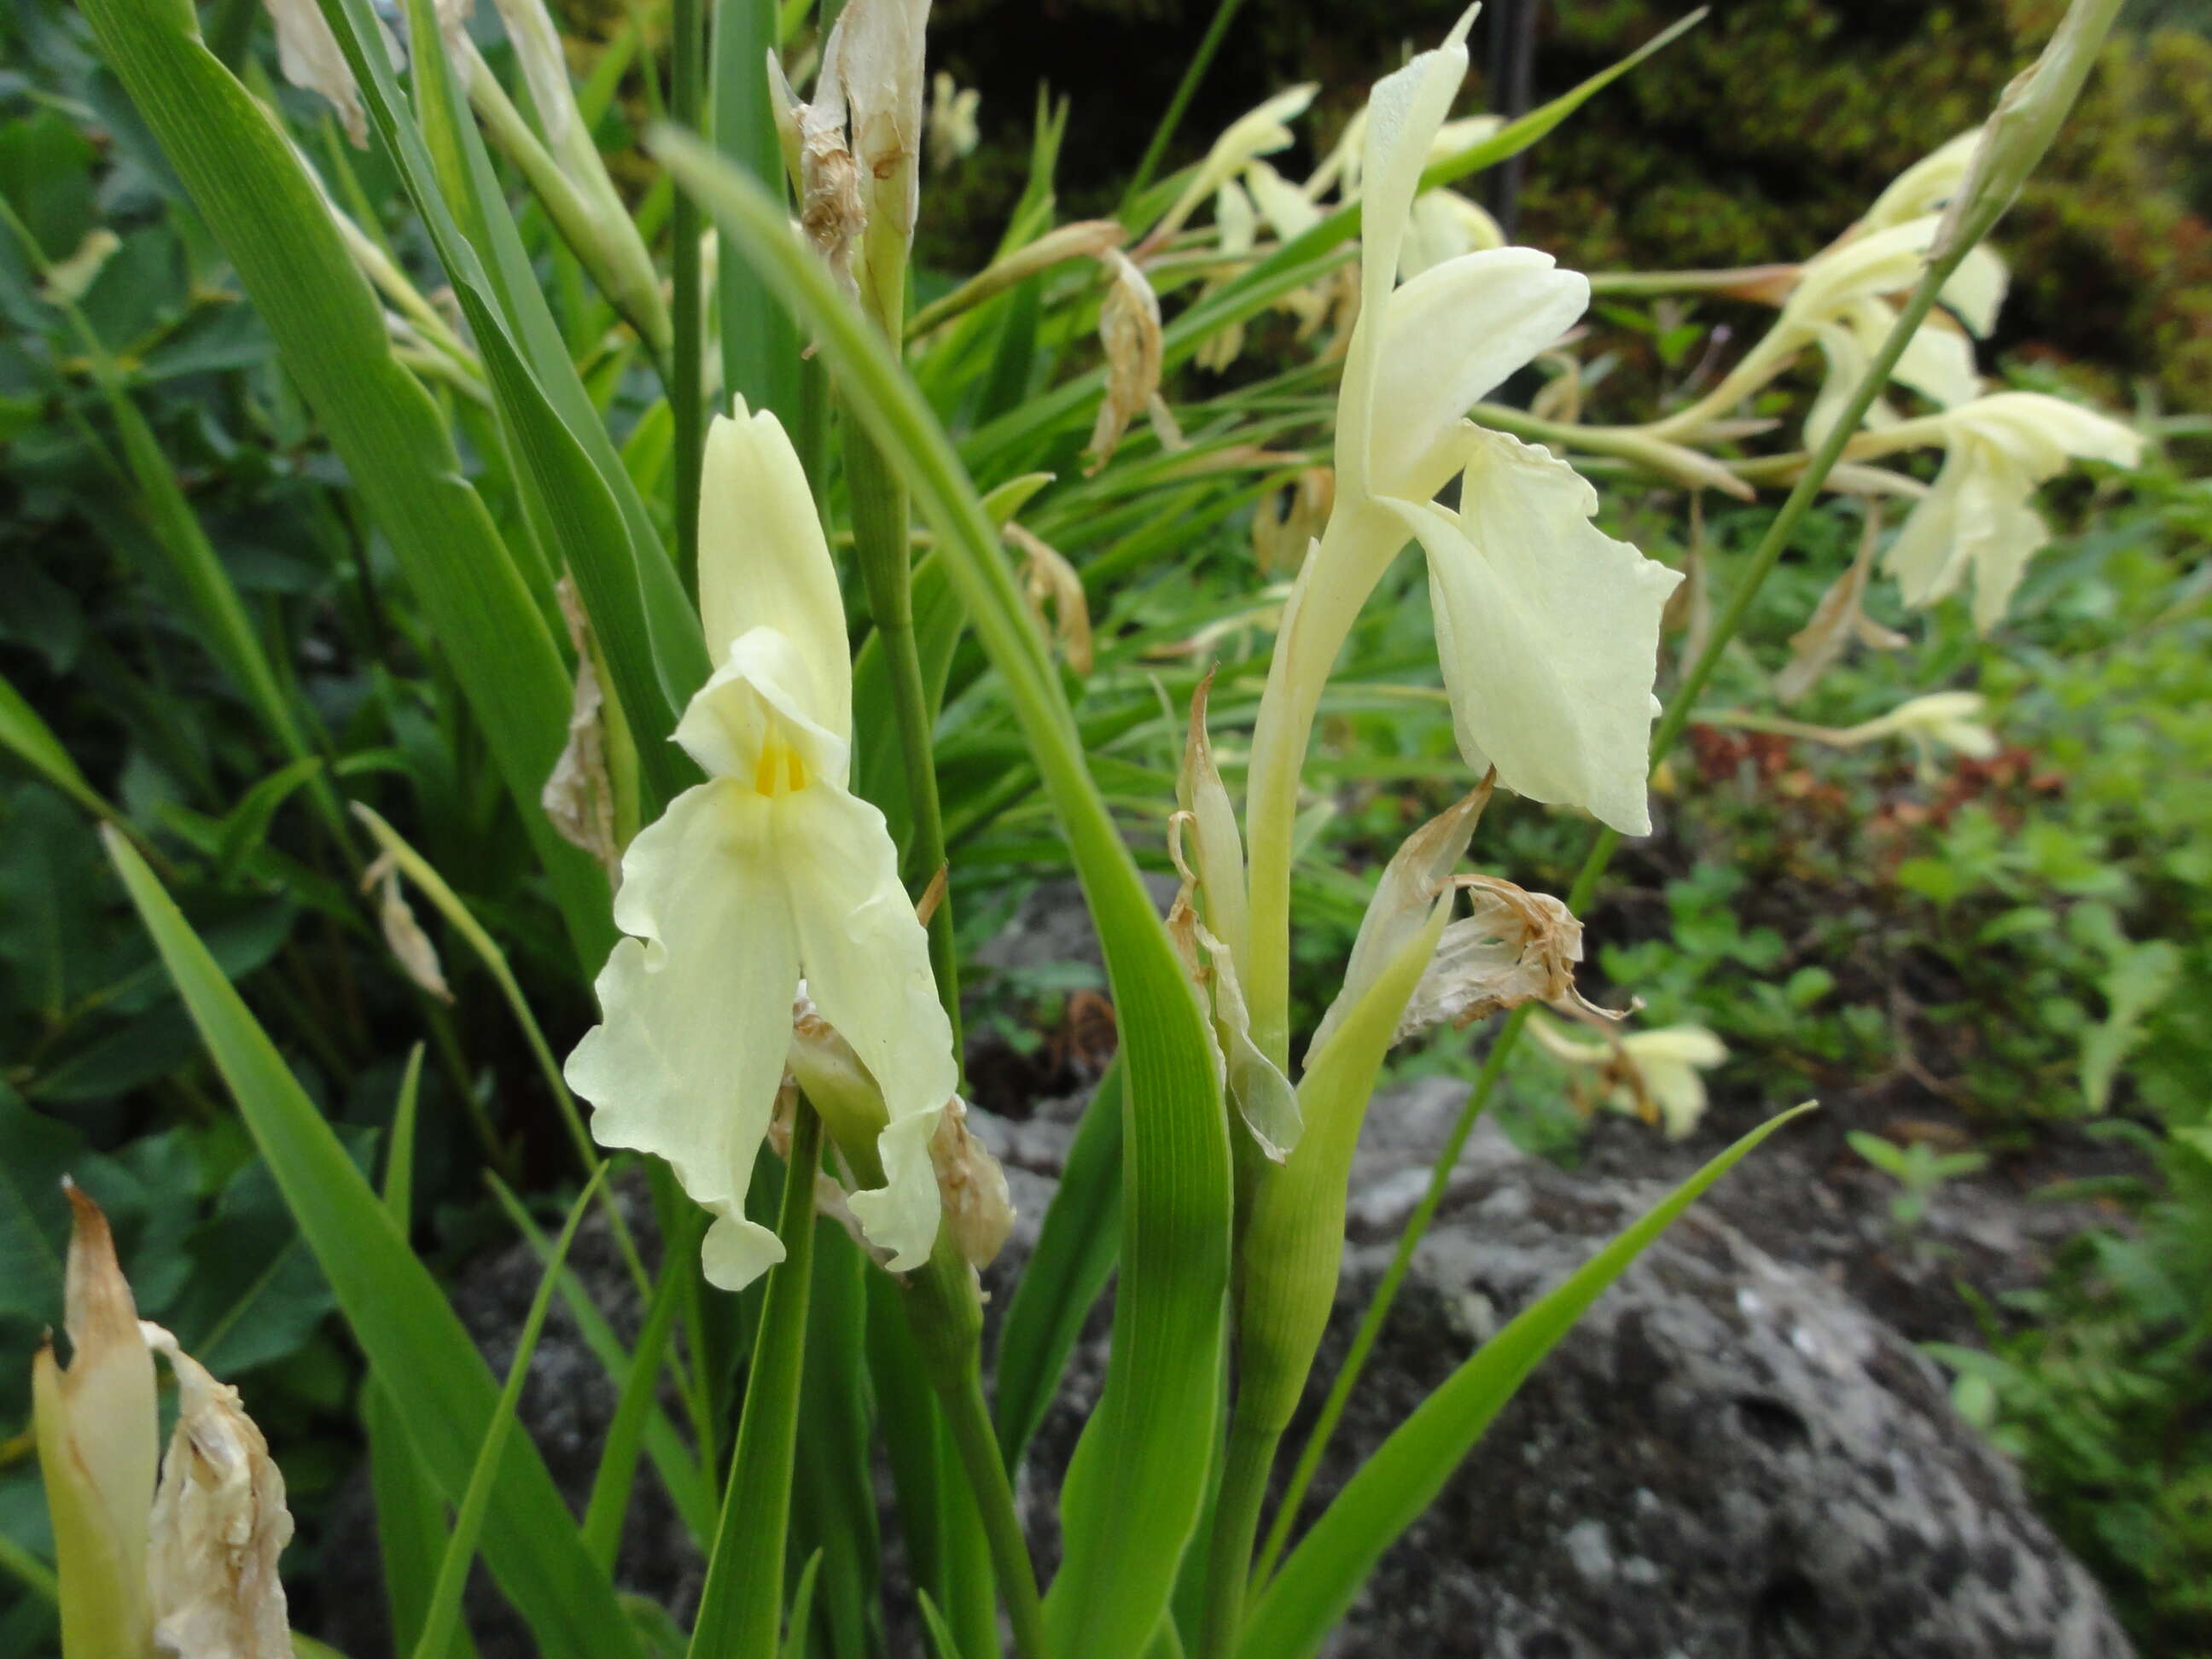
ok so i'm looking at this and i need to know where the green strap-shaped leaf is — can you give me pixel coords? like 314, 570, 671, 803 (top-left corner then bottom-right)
1237, 1104, 1817, 1659
103, 829, 643, 1659
317, 0, 704, 818
993, 1053, 1125, 1470
73, 0, 614, 963
413, 1168, 608, 1659
661, 135, 1233, 1659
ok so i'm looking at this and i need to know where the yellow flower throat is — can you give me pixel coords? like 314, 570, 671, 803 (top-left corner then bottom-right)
752, 736, 810, 797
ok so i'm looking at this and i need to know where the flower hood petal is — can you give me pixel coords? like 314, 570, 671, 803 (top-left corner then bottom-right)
699, 402, 852, 740
674, 626, 853, 792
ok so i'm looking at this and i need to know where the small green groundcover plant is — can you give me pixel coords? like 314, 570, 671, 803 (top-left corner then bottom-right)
3, 0, 2153, 1652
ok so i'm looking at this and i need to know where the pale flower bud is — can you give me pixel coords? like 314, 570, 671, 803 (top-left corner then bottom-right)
142, 1327, 295, 1659
33, 1182, 157, 1659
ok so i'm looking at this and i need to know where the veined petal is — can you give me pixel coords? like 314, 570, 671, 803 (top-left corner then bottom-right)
1404, 431, 1680, 835
674, 626, 853, 791
567, 781, 796, 1290
1785, 217, 1939, 330
1357, 8, 1476, 326
1369, 247, 1587, 500
780, 783, 957, 1271
699, 403, 852, 740
1958, 391, 2142, 474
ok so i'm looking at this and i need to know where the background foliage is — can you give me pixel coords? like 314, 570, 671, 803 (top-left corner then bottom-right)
0, 0, 2206, 1651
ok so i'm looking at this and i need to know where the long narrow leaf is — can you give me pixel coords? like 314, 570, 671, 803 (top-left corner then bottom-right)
688, 1102, 824, 1658
661, 135, 1234, 1659
102, 829, 643, 1659
1237, 1104, 1816, 1659
318, 0, 704, 816
415, 1168, 608, 1659
993, 1053, 1124, 1469
75, 0, 614, 962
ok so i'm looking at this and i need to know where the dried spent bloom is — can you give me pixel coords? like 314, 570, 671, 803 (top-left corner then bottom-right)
1884, 392, 2142, 632
1250, 468, 1333, 577
928, 1097, 1015, 1271
34, 1183, 158, 1659
1393, 875, 1604, 1042
143, 1327, 294, 1659
1008, 522, 1094, 676
1085, 249, 1168, 472
1773, 503, 1908, 704
543, 575, 621, 885
788, 992, 1014, 1271
566, 401, 958, 1289
362, 853, 453, 1003
927, 70, 980, 171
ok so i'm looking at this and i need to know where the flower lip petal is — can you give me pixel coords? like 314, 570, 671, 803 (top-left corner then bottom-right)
568, 781, 797, 1290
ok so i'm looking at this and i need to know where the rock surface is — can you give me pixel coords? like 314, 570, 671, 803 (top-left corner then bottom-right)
992, 1076, 2133, 1659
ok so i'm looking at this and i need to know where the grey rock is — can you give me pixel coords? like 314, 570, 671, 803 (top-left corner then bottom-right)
1011, 1077, 2133, 1659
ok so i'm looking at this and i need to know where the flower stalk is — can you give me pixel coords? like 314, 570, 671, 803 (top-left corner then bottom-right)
1261, 0, 2134, 1579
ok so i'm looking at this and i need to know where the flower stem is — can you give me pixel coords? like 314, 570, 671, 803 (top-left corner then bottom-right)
900, 1244, 1049, 1659
846, 417, 963, 1051
1252, 0, 2128, 1568
1196, 1414, 1280, 1659
689, 1099, 821, 1655
669, 0, 704, 599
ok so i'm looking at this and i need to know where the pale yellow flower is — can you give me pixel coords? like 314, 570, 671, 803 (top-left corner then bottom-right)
1885, 392, 2142, 631
566, 402, 957, 1289
1254, 8, 1680, 836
